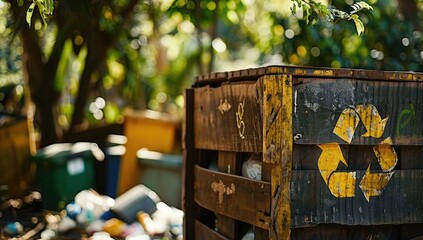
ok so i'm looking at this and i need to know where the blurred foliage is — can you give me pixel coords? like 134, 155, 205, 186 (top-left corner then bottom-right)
279, 0, 423, 70
187, 0, 423, 71
291, 0, 373, 35
1, 0, 423, 132
0, 1, 25, 116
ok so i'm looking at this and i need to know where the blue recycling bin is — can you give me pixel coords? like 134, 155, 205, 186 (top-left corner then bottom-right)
105, 145, 126, 198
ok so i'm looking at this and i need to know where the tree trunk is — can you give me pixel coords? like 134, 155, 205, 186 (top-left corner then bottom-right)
10, 1, 61, 147
397, 0, 421, 31
9, 0, 140, 147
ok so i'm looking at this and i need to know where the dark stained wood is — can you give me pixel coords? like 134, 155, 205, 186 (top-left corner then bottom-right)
218, 151, 238, 175
215, 216, 236, 239
195, 220, 230, 240
292, 224, 399, 240
216, 151, 238, 239
400, 146, 423, 169
293, 78, 423, 145
193, 81, 263, 152
290, 169, 423, 227
293, 144, 392, 171
254, 227, 270, 240
183, 89, 197, 240
291, 223, 423, 239
195, 65, 423, 86
194, 165, 271, 229
400, 223, 423, 239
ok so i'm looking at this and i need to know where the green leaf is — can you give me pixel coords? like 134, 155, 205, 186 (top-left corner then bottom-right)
316, 3, 330, 15
35, 0, 45, 15
26, 2, 36, 27
46, 0, 54, 14
349, 14, 365, 35
356, 1, 373, 10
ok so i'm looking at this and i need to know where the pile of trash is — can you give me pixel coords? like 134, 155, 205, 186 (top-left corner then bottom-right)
0, 185, 183, 240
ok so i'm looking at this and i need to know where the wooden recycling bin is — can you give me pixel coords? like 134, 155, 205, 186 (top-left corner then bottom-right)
183, 66, 423, 239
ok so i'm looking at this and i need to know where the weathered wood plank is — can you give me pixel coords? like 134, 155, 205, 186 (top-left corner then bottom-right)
400, 146, 423, 169
293, 78, 423, 145
194, 165, 271, 229
183, 89, 197, 240
263, 75, 293, 240
195, 220, 229, 240
194, 82, 263, 152
291, 223, 399, 240
291, 223, 423, 239
279, 74, 293, 240
293, 144, 398, 171
254, 228, 270, 240
195, 65, 423, 85
290, 169, 423, 227
216, 151, 238, 239
263, 74, 283, 240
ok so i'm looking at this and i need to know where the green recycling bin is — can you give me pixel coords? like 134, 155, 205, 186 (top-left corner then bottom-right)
32, 142, 103, 210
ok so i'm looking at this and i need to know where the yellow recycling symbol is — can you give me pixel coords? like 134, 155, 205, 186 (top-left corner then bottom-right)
318, 104, 397, 202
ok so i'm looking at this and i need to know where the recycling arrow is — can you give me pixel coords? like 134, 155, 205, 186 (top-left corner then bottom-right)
319, 103, 396, 202
355, 104, 389, 138
373, 137, 397, 172
318, 143, 356, 198
359, 165, 394, 202
333, 108, 360, 144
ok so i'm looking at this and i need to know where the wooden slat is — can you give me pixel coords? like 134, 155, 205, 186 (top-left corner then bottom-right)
290, 169, 423, 227
291, 223, 423, 240
216, 151, 238, 239
293, 78, 423, 145
195, 219, 229, 240
254, 228, 270, 240
195, 65, 423, 85
263, 74, 293, 240
279, 74, 293, 240
292, 144, 396, 171
183, 89, 197, 240
194, 165, 271, 229
400, 146, 423, 169
193, 82, 263, 152
291, 224, 398, 240
218, 151, 238, 175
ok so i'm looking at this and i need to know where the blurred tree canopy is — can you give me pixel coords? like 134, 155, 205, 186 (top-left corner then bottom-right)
0, 0, 422, 147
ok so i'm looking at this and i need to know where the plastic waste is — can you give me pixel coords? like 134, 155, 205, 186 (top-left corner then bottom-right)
241, 227, 254, 240
86, 220, 104, 236
112, 184, 160, 223
122, 222, 145, 238
125, 232, 150, 240
57, 216, 77, 233
90, 231, 114, 240
3, 221, 24, 237
242, 154, 262, 180
40, 229, 56, 240
65, 202, 82, 220
103, 218, 127, 237
74, 189, 115, 220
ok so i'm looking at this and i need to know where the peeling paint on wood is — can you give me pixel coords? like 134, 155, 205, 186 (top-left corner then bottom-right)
194, 165, 271, 230
263, 74, 293, 240
211, 180, 236, 204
